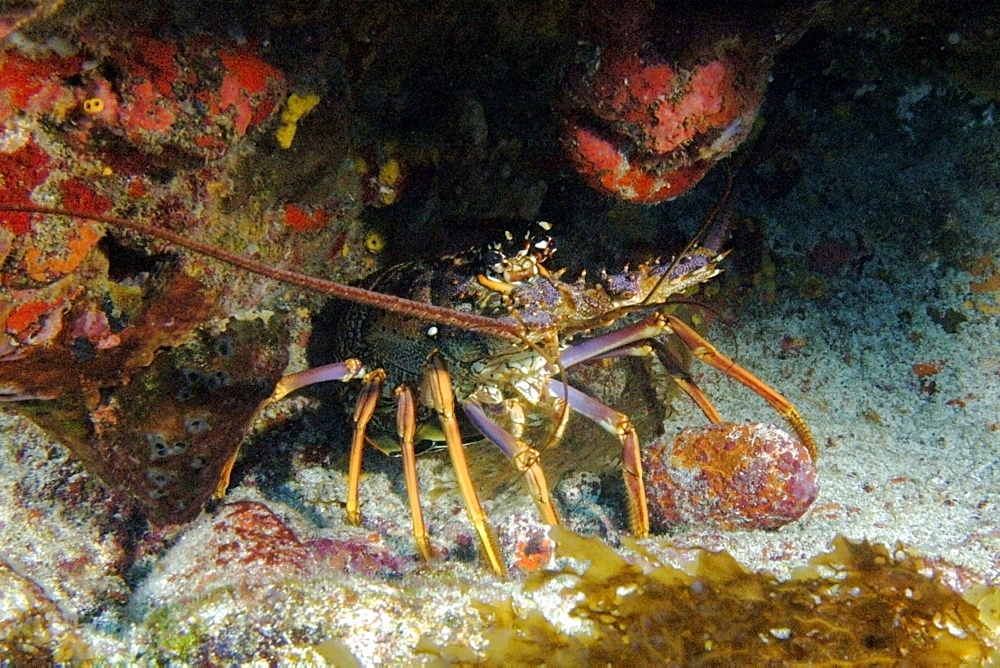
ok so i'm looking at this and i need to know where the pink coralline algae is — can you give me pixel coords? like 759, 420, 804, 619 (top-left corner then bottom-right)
0, 32, 285, 166
89, 35, 286, 162
642, 422, 819, 531
142, 500, 414, 601
209, 501, 312, 571
137, 501, 311, 605
562, 44, 766, 204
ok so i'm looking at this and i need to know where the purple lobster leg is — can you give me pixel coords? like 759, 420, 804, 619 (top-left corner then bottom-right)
269, 359, 367, 402
269, 358, 388, 527
556, 311, 724, 422
271, 357, 387, 528
548, 380, 649, 537
462, 399, 560, 527
268, 360, 434, 564
559, 313, 670, 368
561, 313, 816, 459
566, 338, 726, 424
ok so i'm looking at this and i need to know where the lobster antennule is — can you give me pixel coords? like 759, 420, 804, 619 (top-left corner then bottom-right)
0, 204, 523, 341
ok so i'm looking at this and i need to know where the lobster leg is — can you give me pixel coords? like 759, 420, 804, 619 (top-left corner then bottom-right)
268, 359, 398, 528
269, 359, 367, 402
559, 313, 669, 368
664, 315, 817, 460
647, 339, 724, 424
346, 369, 386, 525
565, 340, 725, 424
425, 355, 506, 576
558, 312, 815, 459
395, 385, 431, 562
267, 361, 433, 561
462, 399, 560, 527
547, 380, 649, 538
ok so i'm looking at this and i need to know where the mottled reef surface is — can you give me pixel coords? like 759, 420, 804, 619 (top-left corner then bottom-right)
1, 1, 999, 663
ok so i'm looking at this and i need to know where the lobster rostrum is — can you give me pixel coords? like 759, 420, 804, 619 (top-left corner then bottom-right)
0, 204, 815, 576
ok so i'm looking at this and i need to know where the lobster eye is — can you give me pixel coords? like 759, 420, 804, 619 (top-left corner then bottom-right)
482, 249, 505, 273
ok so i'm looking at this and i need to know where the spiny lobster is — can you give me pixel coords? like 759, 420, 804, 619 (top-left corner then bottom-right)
0, 203, 815, 576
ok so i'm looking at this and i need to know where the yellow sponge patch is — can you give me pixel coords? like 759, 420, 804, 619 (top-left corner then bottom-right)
275, 93, 321, 149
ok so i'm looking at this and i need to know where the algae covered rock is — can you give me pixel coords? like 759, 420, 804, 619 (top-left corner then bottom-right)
444, 528, 999, 665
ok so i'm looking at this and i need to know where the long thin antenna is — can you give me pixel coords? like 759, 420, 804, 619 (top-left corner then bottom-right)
639, 168, 734, 308
0, 205, 524, 341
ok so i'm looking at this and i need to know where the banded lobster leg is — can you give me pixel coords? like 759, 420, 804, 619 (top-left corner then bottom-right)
270, 361, 443, 562
546, 379, 650, 538
423, 355, 506, 575
572, 337, 725, 425
555, 311, 817, 537
270, 360, 402, 534
270, 356, 507, 574
270, 360, 396, 536
461, 398, 561, 529
394, 385, 431, 562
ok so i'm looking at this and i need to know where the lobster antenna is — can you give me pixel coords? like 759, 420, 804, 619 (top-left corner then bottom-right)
0, 204, 524, 342
639, 167, 734, 308
548, 170, 732, 338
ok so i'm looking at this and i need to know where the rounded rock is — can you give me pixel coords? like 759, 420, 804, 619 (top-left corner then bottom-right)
561, 45, 766, 203
643, 422, 819, 531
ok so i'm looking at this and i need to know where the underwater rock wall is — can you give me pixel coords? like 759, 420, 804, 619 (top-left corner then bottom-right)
0, 0, 998, 663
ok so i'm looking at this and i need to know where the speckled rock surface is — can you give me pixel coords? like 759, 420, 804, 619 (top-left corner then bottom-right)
1, 1, 1000, 663
644, 422, 819, 531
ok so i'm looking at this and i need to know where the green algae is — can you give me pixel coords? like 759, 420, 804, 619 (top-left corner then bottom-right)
429, 528, 999, 665
144, 604, 205, 660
